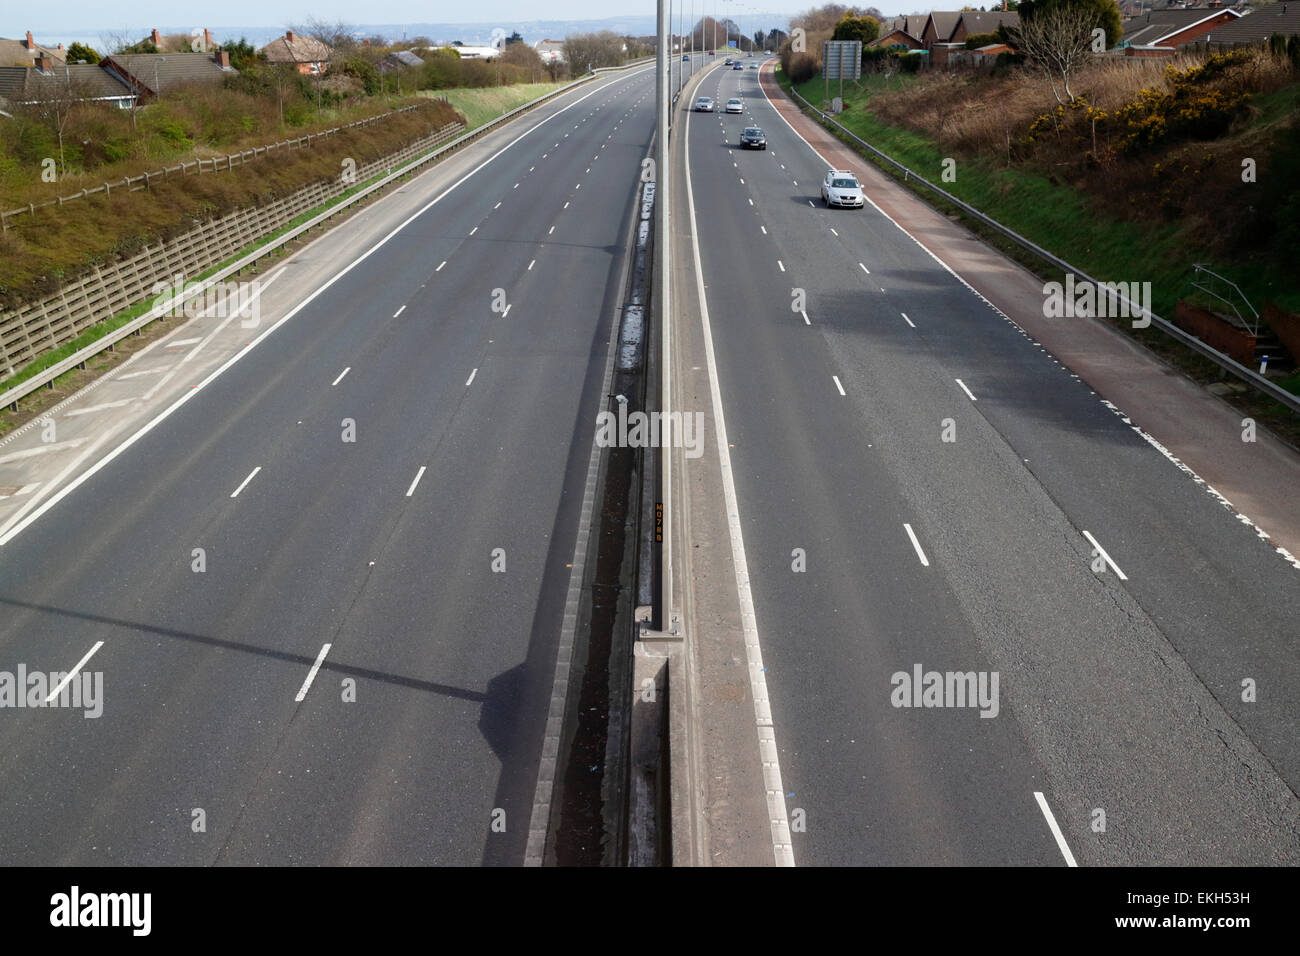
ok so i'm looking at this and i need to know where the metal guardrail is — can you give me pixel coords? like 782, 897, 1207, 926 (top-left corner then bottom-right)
1, 60, 655, 413
787, 86, 1300, 415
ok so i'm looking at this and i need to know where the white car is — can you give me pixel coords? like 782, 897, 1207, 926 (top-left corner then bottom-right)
821, 170, 864, 208
725, 97, 743, 114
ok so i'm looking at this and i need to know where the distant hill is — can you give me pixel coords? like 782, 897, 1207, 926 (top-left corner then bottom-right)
37, 12, 797, 51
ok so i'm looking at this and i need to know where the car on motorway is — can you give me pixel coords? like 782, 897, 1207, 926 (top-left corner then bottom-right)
821, 170, 865, 208
748, 62, 759, 69
695, 96, 714, 112
725, 97, 743, 113
724, 57, 734, 65
740, 126, 767, 149
733, 61, 744, 70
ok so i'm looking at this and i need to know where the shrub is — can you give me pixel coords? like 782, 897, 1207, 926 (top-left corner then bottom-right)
965, 32, 1001, 50
788, 52, 819, 83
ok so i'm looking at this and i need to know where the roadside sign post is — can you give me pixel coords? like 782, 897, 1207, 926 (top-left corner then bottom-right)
821, 39, 862, 109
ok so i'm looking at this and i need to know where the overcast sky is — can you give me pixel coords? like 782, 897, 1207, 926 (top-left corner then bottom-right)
24, 1, 825, 34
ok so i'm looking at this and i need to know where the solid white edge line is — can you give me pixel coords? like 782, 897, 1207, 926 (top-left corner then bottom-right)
229, 466, 261, 499
405, 465, 427, 497
955, 378, 977, 402
685, 96, 795, 867
331, 367, 350, 386
1081, 529, 1129, 580
44, 640, 105, 704
294, 643, 332, 702
903, 522, 930, 567
0, 70, 645, 548
1034, 791, 1079, 867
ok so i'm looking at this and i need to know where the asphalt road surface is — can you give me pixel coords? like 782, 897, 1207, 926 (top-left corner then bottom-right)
677, 60, 1300, 865
0, 67, 655, 865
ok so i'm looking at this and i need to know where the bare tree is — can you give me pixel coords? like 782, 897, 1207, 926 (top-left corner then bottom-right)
562, 32, 625, 73
1013, 4, 1098, 105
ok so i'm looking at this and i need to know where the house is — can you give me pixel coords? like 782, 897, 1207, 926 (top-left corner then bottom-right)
950, 10, 1020, 45
0, 58, 136, 109
877, 15, 930, 39
1116, 8, 1242, 54
869, 28, 925, 50
379, 50, 424, 73
100, 49, 236, 99
535, 39, 566, 63
1203, 3, 1300, 48
920, 11, 965, 65
0, 31, 66, 68
870, 17, 927, 50
260, 30, 333, 74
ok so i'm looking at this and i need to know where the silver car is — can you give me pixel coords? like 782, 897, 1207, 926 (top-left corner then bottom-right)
695, 96, 714, 112
725, 97, 743, 114
821, 170, 864, 208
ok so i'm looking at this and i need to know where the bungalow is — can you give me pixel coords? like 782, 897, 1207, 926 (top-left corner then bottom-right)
1203, 3, 1300, 49
0, 31, 66, 68
875, 15, 929, 40
0, 58, 136, 109
949, 10, 1020, 45
869, 28, 925, 51
260, 30, 333, 75
1116, 8, 1242, 55
920, 12, 965, 66
100, 49, 236, 99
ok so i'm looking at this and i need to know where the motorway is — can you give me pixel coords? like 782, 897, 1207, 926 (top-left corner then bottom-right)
0, 65, 655, 864
673, 59, 1300, 864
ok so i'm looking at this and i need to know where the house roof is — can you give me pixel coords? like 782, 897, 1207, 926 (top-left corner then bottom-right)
1203, 4, 1300, 43
0, 35, 66, 68
102, 52, 234, 96
925, 12, 964, 41
260, 33, 333, 64
1118, 9, 1236, 46
0, 63, 135, 104
386, 50, 424, 67
954, 10, 1020, 35
880, 15, 930, 37
869, 28, 924, 48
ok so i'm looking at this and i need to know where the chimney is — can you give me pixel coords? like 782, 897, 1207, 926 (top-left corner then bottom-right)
215, 49, 230, 68
286, 30, 295, 44
35, 53, 52, 72
26, 30, 34, 51
58, 43, 65, 51
151, 28, 160, 46
204, 28, 211, 49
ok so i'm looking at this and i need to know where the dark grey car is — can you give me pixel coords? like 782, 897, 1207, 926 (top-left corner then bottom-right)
740, 126, 767, 150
